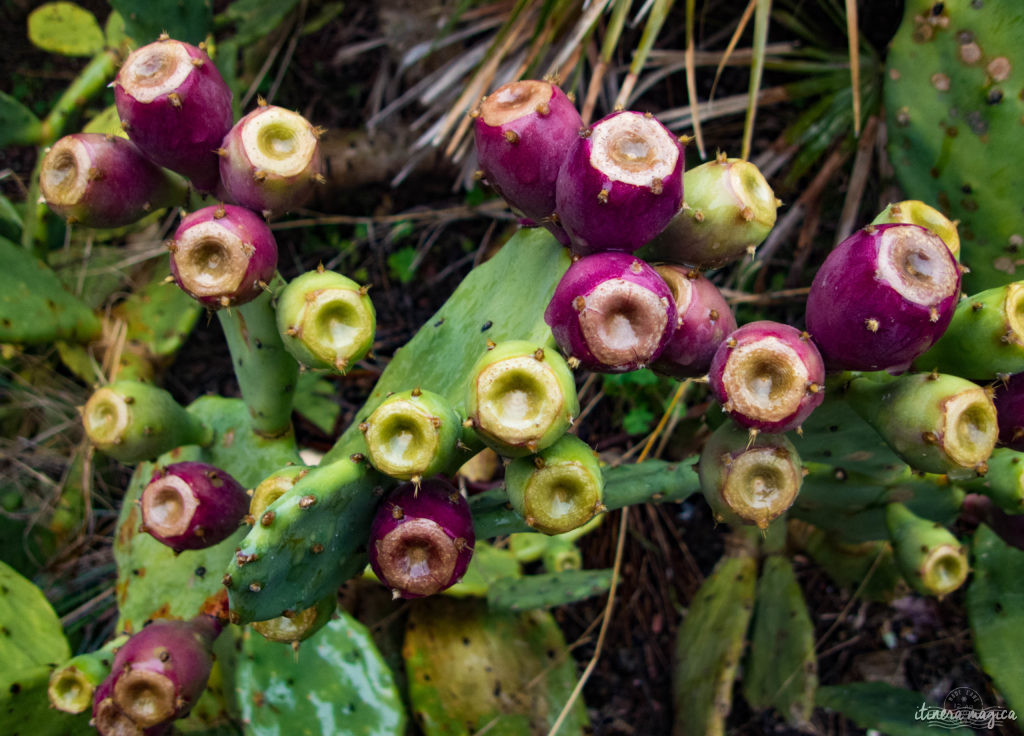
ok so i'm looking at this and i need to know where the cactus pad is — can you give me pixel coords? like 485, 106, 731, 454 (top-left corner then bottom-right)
231, 611, 406, 736
403, 596, 588, 735
885, 0, 1024, 292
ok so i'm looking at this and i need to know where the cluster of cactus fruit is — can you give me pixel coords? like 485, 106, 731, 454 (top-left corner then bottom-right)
15, 10, 1024, 733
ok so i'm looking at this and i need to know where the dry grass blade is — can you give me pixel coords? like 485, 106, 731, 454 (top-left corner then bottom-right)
845, 0, 861, 136
834, 114, 879, 244
684, 0, 706, 159
581, 0, 633, 124
546, 0, 616, 81
440, 9, 535, 157
546, 380, 689, 736
613, 0, 675, 109
708, 0, 756, 104
741, 0, 771, 161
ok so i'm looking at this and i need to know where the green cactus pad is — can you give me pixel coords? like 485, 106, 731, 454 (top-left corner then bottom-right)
791, 464, 963, 545
115, 396, 300, 631
742, 556, 817, 727
323, 227, 571, 465
403, 596, 588, 736
967, 524, 1024, 715
0, 235, 100, 344
231, 611, 406, 736
816, 682, 972, 736
672, 550, 757, 736
801, 526, 904, 602
885, 0, 1024, 293
225, 457, 380, 623
0, 560, 92, 735
790, 383, 909, 483
0, 559, 70, 675
486, 569, 611, 611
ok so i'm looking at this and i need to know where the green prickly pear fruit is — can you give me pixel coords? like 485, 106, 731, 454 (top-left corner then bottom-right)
248, 465, 308, 520
48, 636, 128, 714
81, 380, 212, 463
643, 153, 778, 268
465, 339, 579, 457
845, 371, 997, 478
698, 420, 803, 529
872, 200, 961, 260
504, 433, 603, 534
885, 0, 1024, 292
276, 265, 376, 374
541, 536, 583, 573
912, 282, 1024, 378
886, 501, 968, 597
360, 388, 462, 481
251, 592, 336, 644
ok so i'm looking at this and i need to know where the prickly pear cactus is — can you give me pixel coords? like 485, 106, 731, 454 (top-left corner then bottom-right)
0, 560, 92, 735
115, 396, 300, 631
885, 0, 1024, 291
403, 597, 589, 735
231, 610, 406, 736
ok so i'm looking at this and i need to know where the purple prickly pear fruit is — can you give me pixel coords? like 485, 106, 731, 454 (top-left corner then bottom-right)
544, 252, 676, 373
708, 321, 825, 434
114, 37, 233, 193
643, 154, 779, 268
39, 133, 187, 228
168, 204, 278, 309
218, 101, 324, 217
994, 373, 1024, 451
140, 461, 249, 552
555, 110, 684, 255
650, 264, 737, 379
473, 80, 583, 242
871, 200, 960, 261
93, 674, 171, 736
105, 615, 221, 730
805, 223, 961, 372
368, 478, 475, 599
